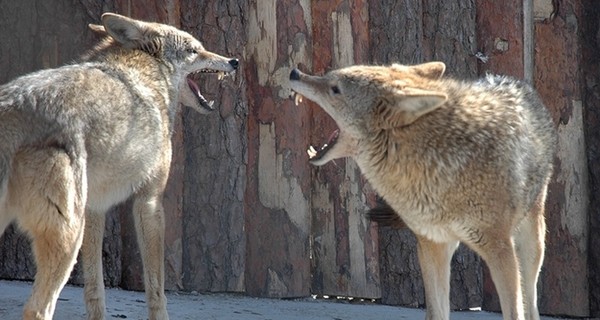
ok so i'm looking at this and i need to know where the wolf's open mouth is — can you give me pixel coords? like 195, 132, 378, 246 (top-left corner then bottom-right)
308, 129, 339, 161
291, 91, 340, 161
186, 69, 232, 111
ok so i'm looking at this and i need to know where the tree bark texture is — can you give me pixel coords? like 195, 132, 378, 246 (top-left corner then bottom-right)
533, 0, 590, 316
580, 1, 600, 316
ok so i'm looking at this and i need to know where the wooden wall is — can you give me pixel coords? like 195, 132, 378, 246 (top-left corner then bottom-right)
582, 2, 600, 315
0, 0, 597, 317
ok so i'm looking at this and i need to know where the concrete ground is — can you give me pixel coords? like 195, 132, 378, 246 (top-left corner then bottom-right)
0, 280, 565, 320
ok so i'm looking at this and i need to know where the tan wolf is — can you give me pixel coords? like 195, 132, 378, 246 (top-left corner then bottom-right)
289, 62, 556, 320
0, 13, 238, 319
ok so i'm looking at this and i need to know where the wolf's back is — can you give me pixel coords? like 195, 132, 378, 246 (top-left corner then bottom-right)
478, 75, 556, 206
0, 67, 89, 200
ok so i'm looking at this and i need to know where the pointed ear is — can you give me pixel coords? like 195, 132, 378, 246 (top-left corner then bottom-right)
411, 62, 446, 80
101, 13, 159, 51
88, 24, 108, 37
375, 88, 447, 129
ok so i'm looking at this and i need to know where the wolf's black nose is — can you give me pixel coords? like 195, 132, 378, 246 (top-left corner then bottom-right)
229, 59, 239, 70
290, 68, 301, 81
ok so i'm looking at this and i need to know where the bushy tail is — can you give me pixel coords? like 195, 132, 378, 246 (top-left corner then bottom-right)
365, 199, 407, 229
0, 141, 15, 203
0, 88, 30, 205
0, 122, 23, 203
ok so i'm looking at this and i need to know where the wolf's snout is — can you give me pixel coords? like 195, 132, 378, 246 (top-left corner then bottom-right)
229, 59, 239, 70
290, 68, 301, 81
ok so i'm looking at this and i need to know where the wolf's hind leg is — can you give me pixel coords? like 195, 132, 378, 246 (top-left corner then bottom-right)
416, 236, 458, 320
81, 211, 107, 320
514, 185, 548, 320
15, 149, 86, 320
475, 230, 525, 320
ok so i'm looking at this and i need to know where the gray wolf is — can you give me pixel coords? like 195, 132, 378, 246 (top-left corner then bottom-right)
0, 13, 238, 319
289, 62, 556, 320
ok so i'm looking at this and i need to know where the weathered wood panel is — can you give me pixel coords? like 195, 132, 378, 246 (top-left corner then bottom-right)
581, 2, 600, 316
371, 0, 483, 310
534, 0, 589, 316
180, 0, 247, 293
476, 0, 592, 316
475, 0, 525, 78
309, 0, 380, 299
243, 0, 313, 298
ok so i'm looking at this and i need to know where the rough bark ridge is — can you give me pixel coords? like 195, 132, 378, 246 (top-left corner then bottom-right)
181, 0, 248, 293
581, 3, 600, 316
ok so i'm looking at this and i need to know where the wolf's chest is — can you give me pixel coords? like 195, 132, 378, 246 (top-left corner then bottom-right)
405, 218, 456, 242
86, 157, 159, 208
85, 132, 166, 211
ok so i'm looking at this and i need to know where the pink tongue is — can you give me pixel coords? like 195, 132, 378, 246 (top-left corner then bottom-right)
327, 129, 339, 144
186, 77, 213, 110
187, 77, 200, 94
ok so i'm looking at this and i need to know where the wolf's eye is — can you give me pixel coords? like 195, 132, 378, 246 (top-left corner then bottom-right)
186, 48, 197, 54
331, 86, 341, 94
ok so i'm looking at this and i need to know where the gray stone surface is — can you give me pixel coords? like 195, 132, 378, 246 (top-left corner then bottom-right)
0, 280, 565, 320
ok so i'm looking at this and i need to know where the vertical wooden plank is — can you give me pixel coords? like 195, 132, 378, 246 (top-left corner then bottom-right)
372, 0, 482, 310
309, 0, 380, 299
477, 0, 591, 316
422, 1, 478, 77
369, 0, 424, 65
244, 0, 313, 297
475, 0, 524, 312
475, 0, 524, 78
581, 2, 600, 316
534, 0, 589, 316
180, 0, 247, 293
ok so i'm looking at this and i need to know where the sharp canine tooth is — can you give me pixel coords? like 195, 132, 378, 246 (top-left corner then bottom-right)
294, 93, 303, 106
208, 100, 214, 107
307, 146, 317, 158
218, 71, 225, 80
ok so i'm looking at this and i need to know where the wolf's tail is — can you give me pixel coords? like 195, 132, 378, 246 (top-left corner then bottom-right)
0, 121, 23, 204
0, 152, 11, 206
0, 140, 14, 203
365, 199, 407, 229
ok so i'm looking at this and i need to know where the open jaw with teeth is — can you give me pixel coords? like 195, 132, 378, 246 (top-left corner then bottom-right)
291, 91, 340, 162
186, 68, 232, 111
307, 129, 340, 161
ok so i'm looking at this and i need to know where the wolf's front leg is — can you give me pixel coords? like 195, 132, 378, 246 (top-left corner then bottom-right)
81, 211, 107, 320
416, 236, 458, 320
133, 190, 168, 320
476, 232, 525, 320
